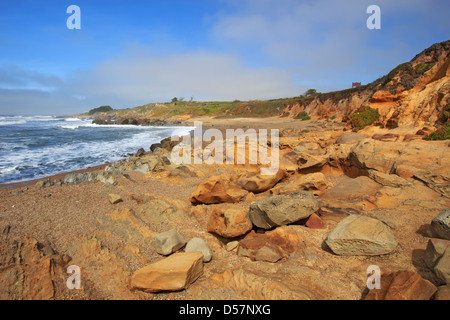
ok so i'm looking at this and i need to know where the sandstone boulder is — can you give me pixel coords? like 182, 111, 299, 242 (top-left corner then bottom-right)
234, 169, 285, 194
131, 251, 203, 293
237, 228, 304, 263
249, 191, 319, 229
367, 169, 411, 187
364, 271, 437, 300
189, 175, 248, 205
273, 172, 331, 195
325, 215, 397, 256
206, 204, 252, 238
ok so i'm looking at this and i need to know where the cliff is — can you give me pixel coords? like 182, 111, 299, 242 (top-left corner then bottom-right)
282, 40, 450, 131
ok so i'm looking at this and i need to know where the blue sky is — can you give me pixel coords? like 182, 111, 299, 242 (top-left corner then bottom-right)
0, 0, 448, 115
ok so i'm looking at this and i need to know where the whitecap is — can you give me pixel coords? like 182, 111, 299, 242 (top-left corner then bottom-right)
0, 120, 27, 126
60, 125, 79, 130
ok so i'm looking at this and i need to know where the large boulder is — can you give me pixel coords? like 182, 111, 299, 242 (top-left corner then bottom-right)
189, 175, 248, 205
234, 169, 285, 194
249, 191, 319, 229
130, 252, 203, 292
424, 238, 450, 285
206, 204, 252, 238
325, 215, 397, 256
430, 209, 450, 240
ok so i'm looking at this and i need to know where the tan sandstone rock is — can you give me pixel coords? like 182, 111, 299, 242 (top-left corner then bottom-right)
131, 251, 203, 293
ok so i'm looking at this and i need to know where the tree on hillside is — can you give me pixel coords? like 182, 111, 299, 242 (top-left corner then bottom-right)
304, 89, 320, 97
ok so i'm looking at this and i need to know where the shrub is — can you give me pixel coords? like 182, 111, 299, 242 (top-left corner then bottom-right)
294, 111, 311, 121
423, 122, 450, 141
348, 106, 380, 131
415, 62, 435, 74
88, 105, 113, 115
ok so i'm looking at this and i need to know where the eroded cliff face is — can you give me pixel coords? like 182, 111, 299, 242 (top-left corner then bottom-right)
283, 40, 450, 130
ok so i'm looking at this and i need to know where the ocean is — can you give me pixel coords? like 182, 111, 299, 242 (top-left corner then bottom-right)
0, 115, 193, 185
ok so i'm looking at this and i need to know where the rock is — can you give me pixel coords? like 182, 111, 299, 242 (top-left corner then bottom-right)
130, 251, 203, 293
64, 172, 98, 185
434, 249, 450, 285
325, 215, 397, 256
434, 285, 450, 300
226, 241, 239, 251
237, 233, 285, 263
249, 191, 319, 229
108, 193, 123, 204
320, 176, 381, 203
36, 178, 53, 188
0, 237, 60, 300
154, 229, 186, 256
335, 132, 369, 144
364, 271, 437, 300
430, 209, 450, 240
237, 228, 304, 263
423, 238, 450, 270
305, 213, 326, 229
135, 148, 145, 157
372, 133, 400, 142
413, 171, 450, 198
296, 153, 328, 171
150, 143, 162, 152
189, 175, 249, 205
234, 169, 285, 194
350, 139, 396, 173
367, 169, 411, 187
185, 238, 212, 262
206, 204, 252, 238
274, 172, 331, 195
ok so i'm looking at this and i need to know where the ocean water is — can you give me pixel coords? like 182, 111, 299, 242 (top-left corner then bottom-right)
0, 115, 193, 185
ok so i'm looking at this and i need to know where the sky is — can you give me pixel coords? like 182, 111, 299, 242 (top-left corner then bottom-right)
0, 0, 448, 115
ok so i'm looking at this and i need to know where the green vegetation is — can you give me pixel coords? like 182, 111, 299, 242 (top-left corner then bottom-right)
415, 62, 435, 74
294, 111, 311, 121
88, 105, 113, 115
348, 106, 380, 131
423, 122, 450, 141
305, 89, 320, 97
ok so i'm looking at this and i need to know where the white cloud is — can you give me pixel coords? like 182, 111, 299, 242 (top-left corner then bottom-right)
68, 49, 301, 105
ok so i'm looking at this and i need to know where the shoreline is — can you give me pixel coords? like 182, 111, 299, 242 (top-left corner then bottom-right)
0, 163, 111, 190
0, 116, 323, 190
